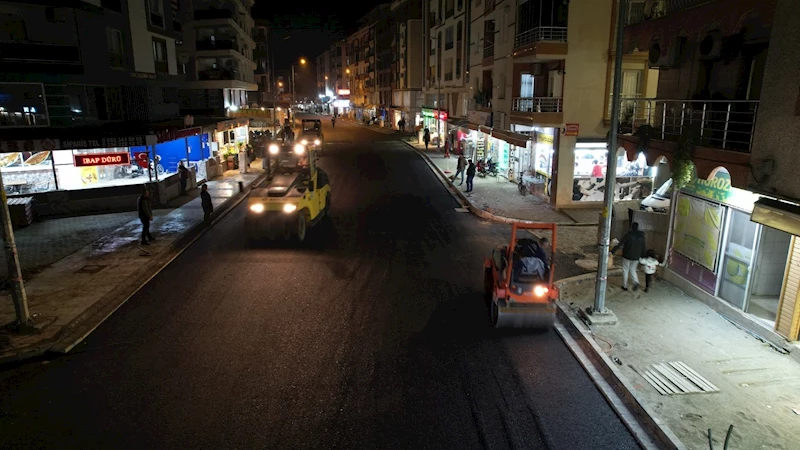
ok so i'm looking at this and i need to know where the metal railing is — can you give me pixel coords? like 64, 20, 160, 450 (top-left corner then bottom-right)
514, 27, 568, 49
611, 98, 759, 152
626, 0, 666, 25
483, 43, 494, 59
512, 97, 563, 113
607, 93, 642, 117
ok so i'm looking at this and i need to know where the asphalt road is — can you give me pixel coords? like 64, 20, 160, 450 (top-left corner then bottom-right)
0, 117, 639, 450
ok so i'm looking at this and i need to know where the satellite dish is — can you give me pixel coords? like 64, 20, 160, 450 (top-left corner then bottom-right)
184, 115, 194, 127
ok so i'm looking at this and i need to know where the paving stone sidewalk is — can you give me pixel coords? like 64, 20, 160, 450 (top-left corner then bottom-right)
404, 137, 601, 224
0, 165, 265, 362
559, 275, 800, 450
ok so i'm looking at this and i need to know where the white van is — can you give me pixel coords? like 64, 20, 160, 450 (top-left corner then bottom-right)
640, 178, 672, 213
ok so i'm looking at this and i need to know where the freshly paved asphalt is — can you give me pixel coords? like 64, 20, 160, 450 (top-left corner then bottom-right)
0, 117, 639, 450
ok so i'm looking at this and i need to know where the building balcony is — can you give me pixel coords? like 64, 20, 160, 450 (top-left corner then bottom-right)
513, 27, 569, 58
509, 97, 564, 125
196, 39, 241, 52
0, 41, 82, 66
616, 98, 758, 187
482, 43, 494, 63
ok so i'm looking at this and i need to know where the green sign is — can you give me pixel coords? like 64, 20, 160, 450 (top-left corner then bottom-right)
682, 170, 732, 202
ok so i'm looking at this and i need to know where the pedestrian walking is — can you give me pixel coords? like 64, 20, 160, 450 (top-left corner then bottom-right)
611, 222, 647, 291
138, 188, 155, 245
423, 128, 431, 150
200, 184, 214, 225
178, 161, 189, 195
453, 154, 467, 185
465, 159, 476, 193
444, 139, 451, 158
639, 249, 664, 293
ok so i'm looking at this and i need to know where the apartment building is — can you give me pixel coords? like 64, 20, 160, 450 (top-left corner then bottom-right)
387, 0, 424, 128
316, 50, 332, 98
0, 0, 186, 126
177, 0, 258, 115
618, 0, 800, 343
251, 21, 271, 105
466, 0, 659, 210
422, 0, 470, 143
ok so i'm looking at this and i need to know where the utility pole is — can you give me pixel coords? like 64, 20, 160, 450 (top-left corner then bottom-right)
592, 0, 628, 320
0, 175, 30, 329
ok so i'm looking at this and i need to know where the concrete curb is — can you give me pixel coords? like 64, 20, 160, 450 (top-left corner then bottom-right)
401, 139, 596, 227
0, 171, 268, 364
552, 272, 687, 450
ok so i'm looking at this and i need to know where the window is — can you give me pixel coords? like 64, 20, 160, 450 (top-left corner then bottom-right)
444, 57, 453, 81
148, 0, 164, 27
456, 22, 463, 79
107, 28, 125, 68
446, 0, 454, 17
445, 26, 454, 50
152, 38, 168, 73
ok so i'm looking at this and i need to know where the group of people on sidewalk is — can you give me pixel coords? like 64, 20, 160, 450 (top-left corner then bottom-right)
610, 222, 664, 292
136, 183, 215, 246
450, 153, 476, 193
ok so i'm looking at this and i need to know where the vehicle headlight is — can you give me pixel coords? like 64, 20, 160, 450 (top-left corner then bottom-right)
283, 203, 297, 213
301, 139, 308, 145
293, 144, 305, 154
534, 285, 549, 297
268, 144, 279, 155
250, 203, 265, 213
314, 139, 321, 146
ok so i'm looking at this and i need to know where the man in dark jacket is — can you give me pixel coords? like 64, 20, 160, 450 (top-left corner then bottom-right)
465, 159, 476, 193
178, 162, 189, 195
611, 222, 646, 291
138, 188, 155, 245
200, 184, 213, 224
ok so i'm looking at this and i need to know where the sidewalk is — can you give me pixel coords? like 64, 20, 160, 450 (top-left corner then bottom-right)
557, 273, 800, 450
403, 137, 600, 225
0, 163, 266, 363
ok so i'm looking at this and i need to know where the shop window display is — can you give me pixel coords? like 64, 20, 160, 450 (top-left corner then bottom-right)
572, 149, 654, 202
0, 151, 56, 194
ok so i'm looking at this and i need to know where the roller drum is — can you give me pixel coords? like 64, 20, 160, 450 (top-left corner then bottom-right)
491, 299, 556, 329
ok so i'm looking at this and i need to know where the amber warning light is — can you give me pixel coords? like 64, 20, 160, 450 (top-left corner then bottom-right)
73, 152, 131, 167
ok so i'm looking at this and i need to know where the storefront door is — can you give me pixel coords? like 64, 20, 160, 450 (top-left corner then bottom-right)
718, 209, 759, 310
747, 226, 791, 323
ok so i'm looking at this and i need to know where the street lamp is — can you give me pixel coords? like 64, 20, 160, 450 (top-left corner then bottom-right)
291, 57, 307, 110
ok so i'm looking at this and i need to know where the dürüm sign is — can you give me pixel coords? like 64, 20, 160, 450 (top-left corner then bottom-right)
73, 152, 131, 167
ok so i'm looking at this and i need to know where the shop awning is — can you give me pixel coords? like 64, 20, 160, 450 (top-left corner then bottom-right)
491, 129, 531, 147
448, 118, 471, 131
751, 198, 800, 237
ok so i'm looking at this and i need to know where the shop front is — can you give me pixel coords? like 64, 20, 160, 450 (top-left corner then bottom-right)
512, 125, 557, 198
334, 90, 350, 117
421, 108, 448, 146
666, 168, 800, 340
213, 118, 249, 171
571, 141, 655, 203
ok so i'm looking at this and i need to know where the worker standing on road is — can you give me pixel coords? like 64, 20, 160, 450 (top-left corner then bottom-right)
465, 159, 476, 193
331, 116, 336, 128
137, 188, 155, 245
201, 184, 214, 225
611, 222, 647, 291
423, 128, 431, 150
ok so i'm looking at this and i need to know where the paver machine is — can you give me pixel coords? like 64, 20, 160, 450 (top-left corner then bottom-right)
483, 223, 558, 329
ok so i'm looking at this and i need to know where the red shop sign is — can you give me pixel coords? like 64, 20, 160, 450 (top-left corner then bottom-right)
73, 152, 131, 167
564, 123, 579, 136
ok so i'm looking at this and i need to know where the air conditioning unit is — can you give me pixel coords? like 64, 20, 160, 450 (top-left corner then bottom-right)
699, 30, 723, 60
648, 39, 680, 69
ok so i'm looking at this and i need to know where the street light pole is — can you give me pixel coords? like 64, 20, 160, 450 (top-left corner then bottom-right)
0, 175, 30, 329
593, 0, 628, 317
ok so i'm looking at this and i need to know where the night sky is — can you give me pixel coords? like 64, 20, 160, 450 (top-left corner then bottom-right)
252, 0, 385, 97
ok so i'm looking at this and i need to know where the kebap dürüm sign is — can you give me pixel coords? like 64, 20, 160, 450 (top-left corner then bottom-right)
73, 152, 131, 167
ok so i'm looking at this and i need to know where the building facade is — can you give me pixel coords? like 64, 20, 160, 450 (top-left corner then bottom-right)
251, 21, 271, 106
177, 0, 258, 116
619, 0, 800, 343
423, 0, 470, 144
388, 0, 424, 129
316, 50, 332, 99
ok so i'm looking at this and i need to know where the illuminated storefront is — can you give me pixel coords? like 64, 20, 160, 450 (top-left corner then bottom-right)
572, 142, 654, 202
421, 108, 448, 146
667, 168, 799, 338
511, 126, 556, 198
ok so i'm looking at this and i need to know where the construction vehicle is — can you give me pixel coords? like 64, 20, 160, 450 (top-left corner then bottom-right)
483, 223, 558, 328
299, 119, 324, 152
245, 141, 331, 242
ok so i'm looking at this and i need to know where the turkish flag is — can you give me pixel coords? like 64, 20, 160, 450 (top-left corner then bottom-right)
134, 152, 149, 169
